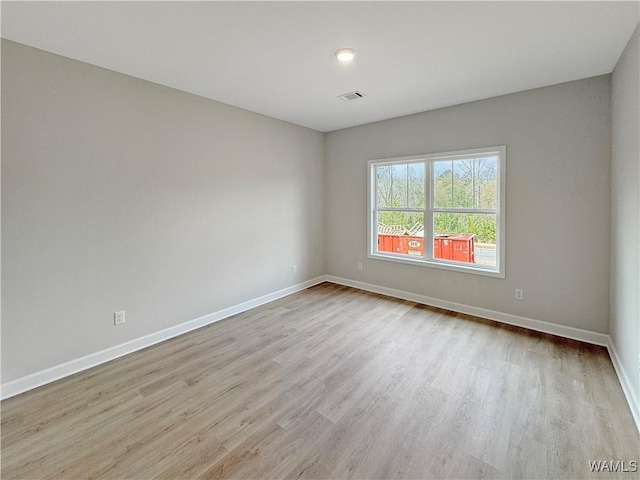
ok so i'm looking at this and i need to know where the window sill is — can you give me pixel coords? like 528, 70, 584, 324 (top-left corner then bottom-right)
368, 252, 505, 279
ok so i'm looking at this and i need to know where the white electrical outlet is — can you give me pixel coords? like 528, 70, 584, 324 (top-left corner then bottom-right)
515, 289, 524, 301
357, 262, 363, 271
291, 265, 297, 274
114, 310, 125, 325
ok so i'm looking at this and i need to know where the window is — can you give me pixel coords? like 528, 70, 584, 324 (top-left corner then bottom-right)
368, 146, 505, 277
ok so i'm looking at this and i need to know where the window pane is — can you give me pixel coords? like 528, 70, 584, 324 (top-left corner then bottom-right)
376, 163, 420, 208
453, 159, 473, 208
433, 156, 498, 210
376, 165, 393, 207
377, 212, 424, 256
391, 164, 408, 207
433, 160, 453, 208
408, 163, 425, 208
433, 212, 497, 267
475, 156, 498, 209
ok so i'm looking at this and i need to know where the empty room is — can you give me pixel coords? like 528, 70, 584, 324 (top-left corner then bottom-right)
1, 1, 639, 479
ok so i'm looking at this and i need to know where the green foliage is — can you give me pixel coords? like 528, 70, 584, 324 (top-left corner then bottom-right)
375, 157, 498, 244
433, 158, 497, 209
376, 163, 425, 208
431, 158, 497, 243
378, 211, 423, 231
378, 211, 495, 244
434, 213, 496, 244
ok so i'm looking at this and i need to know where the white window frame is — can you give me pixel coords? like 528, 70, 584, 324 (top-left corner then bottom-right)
368, 145, 506, 278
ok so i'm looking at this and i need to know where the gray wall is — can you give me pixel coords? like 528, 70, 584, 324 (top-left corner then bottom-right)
1, 40, 325, 382
611, 25, 639, 410
1, 37, 629, 398
326, 76, 611, 333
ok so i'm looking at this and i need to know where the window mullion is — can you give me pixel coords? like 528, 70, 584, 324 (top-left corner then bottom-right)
426, 160, 433, 261
377, 207, 424, 213
432, 208, 497, 214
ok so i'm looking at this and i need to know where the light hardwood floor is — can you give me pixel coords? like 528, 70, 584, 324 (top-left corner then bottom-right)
2, 283, 638, 479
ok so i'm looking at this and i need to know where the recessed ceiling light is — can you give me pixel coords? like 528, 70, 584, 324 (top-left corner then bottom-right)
335, 48, 356, 63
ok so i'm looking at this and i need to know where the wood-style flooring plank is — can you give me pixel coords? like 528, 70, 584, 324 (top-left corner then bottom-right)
2, 282, 638, 479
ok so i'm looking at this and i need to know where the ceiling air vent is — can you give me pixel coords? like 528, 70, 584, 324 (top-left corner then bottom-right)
338, 91, 366, 102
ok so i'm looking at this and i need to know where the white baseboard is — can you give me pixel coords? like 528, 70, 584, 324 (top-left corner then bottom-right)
325, 276, 609, 346
0, 276, 326, 400
608, 339, 640, 433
